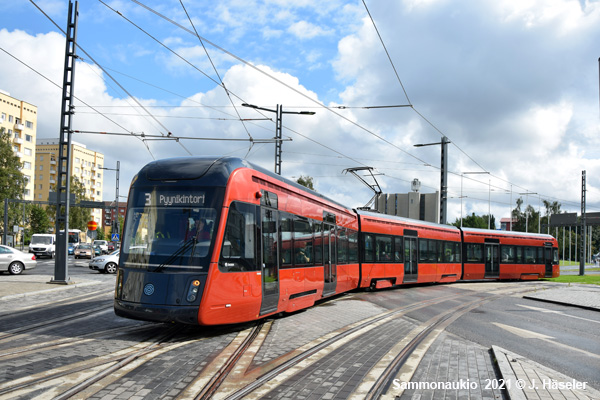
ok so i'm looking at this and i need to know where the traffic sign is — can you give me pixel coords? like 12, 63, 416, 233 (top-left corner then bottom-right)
87, 220, 98, 231
111, 233, 120, 241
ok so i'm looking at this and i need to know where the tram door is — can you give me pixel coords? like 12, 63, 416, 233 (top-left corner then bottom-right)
322, 223, 337, 296
544, 246, 553, 278
403, 237, 418, 283
485, 244, 500, 278
260, 208, 279, 315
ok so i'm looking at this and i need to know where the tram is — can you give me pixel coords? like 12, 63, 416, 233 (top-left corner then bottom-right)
114, 156, 559, 326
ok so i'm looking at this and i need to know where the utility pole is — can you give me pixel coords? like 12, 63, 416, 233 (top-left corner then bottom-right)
241, 103, 315, 175
51, 0, 78, 285
413, 136, 449, 224
101, 161, 120, 236
580, 170, 586, 276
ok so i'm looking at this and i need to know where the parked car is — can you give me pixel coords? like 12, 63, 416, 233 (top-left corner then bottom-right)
93, 245, 102, 257
74, 244, 93, 259
93, 240, 109, 254
0, 245, 37, 275
107, 242, 115, 251
89, 250, 119, 274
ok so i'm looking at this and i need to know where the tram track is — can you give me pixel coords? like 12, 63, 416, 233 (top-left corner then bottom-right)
0, 282, 554, 399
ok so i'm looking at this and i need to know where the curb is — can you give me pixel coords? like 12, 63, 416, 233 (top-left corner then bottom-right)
0, 280, 104, 302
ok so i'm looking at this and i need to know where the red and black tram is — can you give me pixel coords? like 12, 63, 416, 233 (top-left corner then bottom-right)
114, 156, 559, 326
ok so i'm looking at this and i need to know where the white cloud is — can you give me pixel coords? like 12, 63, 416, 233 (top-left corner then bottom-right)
288, 21, 334, 40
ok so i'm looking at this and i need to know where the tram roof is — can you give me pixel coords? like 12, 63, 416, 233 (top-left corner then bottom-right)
356, 209, 461, 232
136, 156, 351, 211
460, 226, 555, 239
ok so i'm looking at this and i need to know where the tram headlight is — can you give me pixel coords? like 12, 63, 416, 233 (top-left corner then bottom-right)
186, 279, 201, 303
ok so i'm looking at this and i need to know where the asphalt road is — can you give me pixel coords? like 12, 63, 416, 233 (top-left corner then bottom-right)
27, 255, 117, 282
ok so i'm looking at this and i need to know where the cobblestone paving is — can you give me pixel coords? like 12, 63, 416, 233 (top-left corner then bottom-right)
87, 332, 237, 400
260, 317, 416, 399
399, 331, 504, 400
252, 298, 387, 367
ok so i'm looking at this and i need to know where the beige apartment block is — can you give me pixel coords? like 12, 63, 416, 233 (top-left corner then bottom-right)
35, 138, 105, 225
0, 90, 38, 201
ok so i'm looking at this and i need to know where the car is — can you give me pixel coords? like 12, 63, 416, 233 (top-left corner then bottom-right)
0, 244, 37, 275
93, 240, 109, 254
93, 245, 102, 256
68, 244, 75, 255
89, 250, 119, 274
74, 244, 93, 259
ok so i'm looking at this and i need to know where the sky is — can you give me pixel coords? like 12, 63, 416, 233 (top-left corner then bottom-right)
1, 0, 599, 226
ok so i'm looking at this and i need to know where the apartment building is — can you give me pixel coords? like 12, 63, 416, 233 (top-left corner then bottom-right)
0, 90, 38, 201
35, 138, 105, 225
102, 201, 127, 236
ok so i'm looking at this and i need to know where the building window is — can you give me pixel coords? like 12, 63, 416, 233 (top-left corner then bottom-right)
1, 113, 5, 121
24, 148, 32, 156
25, 121, 33, 129
39, 155, 44, 161
23, 161, 31, 170
39, 165, 43, 171
8, 115, 13, 122
25, 134, 32, 142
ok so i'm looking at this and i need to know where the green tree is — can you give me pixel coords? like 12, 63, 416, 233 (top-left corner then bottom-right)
30, 205, 52, 234
452, 213, 495, 229
0, 127, 27, 236
296, 175, 315, 191
45, 176, 92, 232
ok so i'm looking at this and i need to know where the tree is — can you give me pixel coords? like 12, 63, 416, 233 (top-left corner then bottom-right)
452, 213, 496, 229
296, 175, 315, 191
30, 205, 52, 234
0, 127, 27, 235
45, 176, 92, 232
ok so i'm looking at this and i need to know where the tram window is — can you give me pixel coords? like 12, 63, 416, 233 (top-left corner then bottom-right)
444, 242, 458, 262
465, 243, 483, 263
524, 247, 536, 263
219, 202, 258, 272
364, 234, 375, 262
501, 246, 514, 263
294, 217, 313, 266
553, 248, 559, 263
349, 230, 359, 263
337, 227, 349, 264
419, 239, 429, 262
376, 235, 392, 262
280, 214, 293, 266
536, 247, 544, 264
313, 221, 323, 264
515, 247, 523, 263
394, 237, 403, 262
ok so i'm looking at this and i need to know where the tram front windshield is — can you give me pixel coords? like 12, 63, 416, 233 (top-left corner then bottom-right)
121, 205, 218, 272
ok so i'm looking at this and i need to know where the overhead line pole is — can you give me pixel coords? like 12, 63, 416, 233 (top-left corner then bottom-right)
51, 0, 78, 285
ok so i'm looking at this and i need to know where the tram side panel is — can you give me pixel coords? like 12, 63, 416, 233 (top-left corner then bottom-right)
199, 168, 360, 325
357, 211, 463, 288
460, 228, 559, 281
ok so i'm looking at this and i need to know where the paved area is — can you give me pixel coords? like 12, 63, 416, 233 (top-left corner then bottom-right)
0, 272, 598, 399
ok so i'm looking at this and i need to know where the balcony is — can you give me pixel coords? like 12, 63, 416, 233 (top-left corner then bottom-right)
13, 137, 23, 144
50, 159, 57, 165
14, 123, 24, 131
49, 179, 56, 184
50, 169, 57, 175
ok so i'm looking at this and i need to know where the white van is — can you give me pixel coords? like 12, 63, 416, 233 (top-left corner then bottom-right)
93, 240, 109, 254
29, 234, 56, 258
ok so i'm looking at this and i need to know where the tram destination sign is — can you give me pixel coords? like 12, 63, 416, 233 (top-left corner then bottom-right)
143, 192, 205, 207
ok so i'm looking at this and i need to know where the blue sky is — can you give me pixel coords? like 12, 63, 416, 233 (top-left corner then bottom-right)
1, 0, 599, 224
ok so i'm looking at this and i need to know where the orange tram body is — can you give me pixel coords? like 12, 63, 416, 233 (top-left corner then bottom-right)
114, 157, 559, 326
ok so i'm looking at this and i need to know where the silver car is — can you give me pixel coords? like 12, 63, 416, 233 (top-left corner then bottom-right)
89, 250, 119, 274
0, 245, 37, 275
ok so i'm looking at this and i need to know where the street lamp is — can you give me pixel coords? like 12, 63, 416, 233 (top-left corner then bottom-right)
519, 192, 537, 232
460, 171, 489, 228
242, 103, 315, 175
100, 161, 120, 237
414, 136, 449, 224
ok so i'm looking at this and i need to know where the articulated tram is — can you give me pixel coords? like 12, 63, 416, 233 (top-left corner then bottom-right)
114, 156, 559, 326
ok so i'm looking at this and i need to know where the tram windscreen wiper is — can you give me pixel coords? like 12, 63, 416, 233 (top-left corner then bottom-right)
152, 238, 197, 272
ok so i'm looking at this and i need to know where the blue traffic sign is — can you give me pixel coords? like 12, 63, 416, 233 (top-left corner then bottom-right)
111, 233, 120, 241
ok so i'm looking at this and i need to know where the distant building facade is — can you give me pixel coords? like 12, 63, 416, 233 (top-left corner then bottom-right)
102, 201, 127, 236
500, 217, 517, 231
374, 191, 440, 224
0, 90, 38, 200
34, 138, 105, 225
